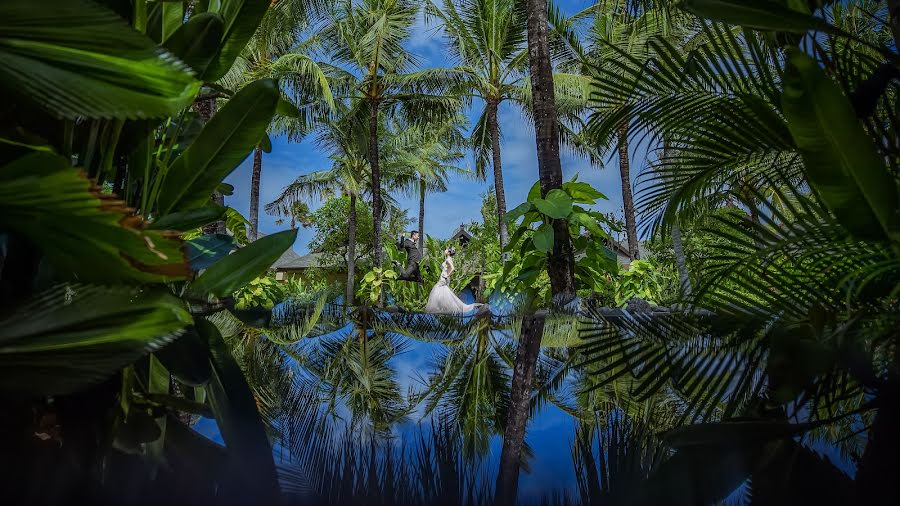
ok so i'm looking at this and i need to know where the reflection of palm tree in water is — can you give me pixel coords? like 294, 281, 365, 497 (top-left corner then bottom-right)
422, 321, 513, 457
304, 327, 417, 432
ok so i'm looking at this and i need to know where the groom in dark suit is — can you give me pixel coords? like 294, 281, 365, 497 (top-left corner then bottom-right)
394, 230, 422, 282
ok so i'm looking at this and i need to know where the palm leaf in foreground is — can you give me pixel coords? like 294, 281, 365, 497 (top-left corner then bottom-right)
0, 284, 191, 395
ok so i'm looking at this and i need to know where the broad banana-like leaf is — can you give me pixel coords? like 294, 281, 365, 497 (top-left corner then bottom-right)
782, 49, 900, 240
202, 320, 281, 500
184, 233, 238, 271
202, 0, 271, 81
155, 326, 212, 387
0, 152, 189, 282
163, 12, 226, 76
189, 229, 297, 298
533, 224, 554, 253
0, 284, 191, 396
0, 0, 200, 119
148, 204, 226, 231
158, 78, 279, 213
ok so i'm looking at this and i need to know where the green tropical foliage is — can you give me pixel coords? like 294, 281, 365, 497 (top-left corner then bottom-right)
5, 0, 900, 505
501, 177, 619, 302
0, 1, 303, 501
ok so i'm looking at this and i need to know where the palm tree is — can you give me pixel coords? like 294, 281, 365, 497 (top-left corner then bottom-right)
265, 108, 367, 305
425, 0, 592, 248
575, 4, 900, 502
495, 0, 576, 503
221, 0, 335, 241
551, 2, 678, 261
317, 0, 461, 274
424, 0, 532, 247
386, 115, 471, 255
266, 103, 414, 305
303, 328, 416, 432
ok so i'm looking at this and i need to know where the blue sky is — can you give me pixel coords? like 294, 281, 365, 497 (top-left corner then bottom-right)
224, 0, 646, 255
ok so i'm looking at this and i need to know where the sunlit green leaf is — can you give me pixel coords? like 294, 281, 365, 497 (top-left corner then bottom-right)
533, 224, 554, 253
0, 0, 200, 119
533, 189, 573, 219
158, 78, 279, 213
163, 11, 225, 75
202, 0, 270, 81
0, 284, 191, 396
782, 49, 899, 240
148, 204, 226, 231
189, 229, 296, 298
0, 152, 189, 282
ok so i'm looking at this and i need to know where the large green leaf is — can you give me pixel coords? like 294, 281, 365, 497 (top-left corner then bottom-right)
0, 284, 191, 396
155, 326, 212, 387
533, 224, 554, 254
148, 204, 226, 231
0, 152, 189, 282
0, 0, 199, 119
202, 0, 270, 81
562, 180, 605, 204
201, 319, 281, 499
504, 202, 534, 224
533, 189, 574, 219
571, 208, 609, 239
161, 2, 183, 41
162, 12, 225, 75
782, 49, 900, 240
158, 78, 279, 213
189, 229, 296, 298
184, 233, 238, 271
681, 0, 838, 35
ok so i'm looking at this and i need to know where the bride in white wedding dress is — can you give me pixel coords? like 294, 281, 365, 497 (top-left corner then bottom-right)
425, 247, 485, 314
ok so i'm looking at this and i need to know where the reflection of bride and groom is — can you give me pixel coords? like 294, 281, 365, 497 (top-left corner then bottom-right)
393, 231, 486, 315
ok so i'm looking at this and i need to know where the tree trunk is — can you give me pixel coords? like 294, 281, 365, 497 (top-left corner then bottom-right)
671, 220, 691, 298
248, 146, 262, 241
195, 97, 226, 235
488, 99, 509, 247
419, 176, 426, 256
346, 193, 357, 306
368, 101, 383, 278
524, 0, 575, 299
495, 311, 547, 506
495, 3, 575, 505
662, 141, 690, 297
617, 121, 640, 261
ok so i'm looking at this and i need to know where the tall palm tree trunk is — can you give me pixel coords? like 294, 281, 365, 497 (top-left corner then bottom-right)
617, 121, 640, 261
496, 312, 547, 506
496, 2, 574, 505
663, 142, 690, 296
368, 101, 383, 275
671, 220, 691, 297
524, 0, 574, 298
488, 99, 509, 247
418, 176, 426, 256
346, 193, 358, 306
249, 146, 263, 241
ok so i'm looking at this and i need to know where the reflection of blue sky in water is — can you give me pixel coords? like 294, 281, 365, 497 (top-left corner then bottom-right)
196, 287, 857, 497
196, 289, 581, 496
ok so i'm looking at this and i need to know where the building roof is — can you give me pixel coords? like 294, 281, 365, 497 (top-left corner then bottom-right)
450, 224, 473, 242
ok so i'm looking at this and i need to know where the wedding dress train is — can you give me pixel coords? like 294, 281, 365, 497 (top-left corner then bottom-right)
425, 258, 483, 314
